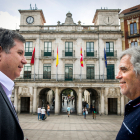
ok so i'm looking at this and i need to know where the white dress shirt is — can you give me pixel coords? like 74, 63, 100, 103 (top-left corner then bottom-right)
0, 71, 14, 107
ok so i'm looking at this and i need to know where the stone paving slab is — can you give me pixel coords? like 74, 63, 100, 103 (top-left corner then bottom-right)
19, 114, 124, 140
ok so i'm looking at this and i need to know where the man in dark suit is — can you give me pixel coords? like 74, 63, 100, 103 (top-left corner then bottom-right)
0, 28, 27, 140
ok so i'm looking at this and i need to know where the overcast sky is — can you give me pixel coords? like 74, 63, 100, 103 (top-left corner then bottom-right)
0, 0, 139, 30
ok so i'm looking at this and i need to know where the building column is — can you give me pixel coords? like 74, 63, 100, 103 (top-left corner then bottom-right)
78, 87, 82, 115
101, 88, 105, 115
121, 95, 125, 116
55, 87, 59, 115
33, 87, 37, 114
14, 86, 18, 112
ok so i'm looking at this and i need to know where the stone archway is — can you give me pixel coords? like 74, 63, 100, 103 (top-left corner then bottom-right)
59, 88, 78, 114
83, 88, 100, 114
38, 88, 55, 112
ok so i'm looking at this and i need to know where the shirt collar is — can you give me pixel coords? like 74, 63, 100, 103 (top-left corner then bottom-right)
0, 71, 14, 91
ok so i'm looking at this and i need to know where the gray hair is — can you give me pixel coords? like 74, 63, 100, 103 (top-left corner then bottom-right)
0, 28, 25, 53
120, 47, 140, 76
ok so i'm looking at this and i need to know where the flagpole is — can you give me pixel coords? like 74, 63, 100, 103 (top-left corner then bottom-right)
80, 65, 81, 81
34, 57, 35, 81
103, 58, 104, 82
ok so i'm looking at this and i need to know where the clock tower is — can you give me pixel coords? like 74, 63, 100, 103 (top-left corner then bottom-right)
18, 7, 46, 31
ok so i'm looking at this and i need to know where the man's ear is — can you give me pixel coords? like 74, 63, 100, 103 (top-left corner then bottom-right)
0, 46, 2, 53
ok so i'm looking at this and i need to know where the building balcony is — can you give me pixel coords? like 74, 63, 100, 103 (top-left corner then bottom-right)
15, 74, 118, 82
40, 50, 55, 60
61, 50, 77, 60
84, 50, 98, 60
126, 30, 140, 39
103, 50, 117, 60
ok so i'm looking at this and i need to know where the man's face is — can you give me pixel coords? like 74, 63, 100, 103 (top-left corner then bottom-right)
0, 39, 27, 80
116, 55, 140, 100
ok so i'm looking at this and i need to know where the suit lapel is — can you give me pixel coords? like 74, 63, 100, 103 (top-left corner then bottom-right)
0, 84, 19, 123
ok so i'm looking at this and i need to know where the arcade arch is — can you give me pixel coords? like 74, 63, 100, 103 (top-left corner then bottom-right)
38, 88, 55, 112
60, 88, 77, 114
83, 88, 100, 114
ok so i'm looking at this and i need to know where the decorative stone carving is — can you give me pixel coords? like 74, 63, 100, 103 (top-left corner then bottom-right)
107, 88, 119, 97
19, 87, 32, 96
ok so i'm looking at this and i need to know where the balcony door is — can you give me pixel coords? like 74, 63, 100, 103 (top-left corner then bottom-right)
107, 64, 114, 79
24, 64, 31, 79
65, 42, 73, 56
44, 42, 52, 56
43, 64, 51, 79
106, 42, 114, 56
65, 64, 73, 81
86, 65, 94, 79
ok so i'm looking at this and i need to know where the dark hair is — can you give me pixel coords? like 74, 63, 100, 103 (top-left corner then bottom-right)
0, 28, 25, 53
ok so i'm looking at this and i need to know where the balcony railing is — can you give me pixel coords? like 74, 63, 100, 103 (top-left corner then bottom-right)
126, 30, 140, 39
106, 50, 117, 57
41, 50, 54, 57
84, 50, 97, 57
15, 74, 118, 81
62, 50, 75, 57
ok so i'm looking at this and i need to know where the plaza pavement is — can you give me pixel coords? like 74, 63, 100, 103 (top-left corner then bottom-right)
19, 114, 124, 140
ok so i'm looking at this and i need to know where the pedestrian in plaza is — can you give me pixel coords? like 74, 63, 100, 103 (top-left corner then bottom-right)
90, 104, 92, 113
0, 28, 27, 140
62, 99, 64, 106
67, 105, 71, 117
92, 106, 96, 119
37, 106, 41, 120
86, 103, 89, 112
67, 100, 68, 105
83, 107, 87, 119
41, 107, 46, 120
116, 47, 140, 140
47, 104, 50, 116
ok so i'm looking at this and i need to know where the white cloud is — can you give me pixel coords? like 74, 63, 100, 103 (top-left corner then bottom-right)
0, 11, 20, 30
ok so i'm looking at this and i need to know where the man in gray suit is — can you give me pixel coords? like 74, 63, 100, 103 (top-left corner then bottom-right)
0, 28, 27, 140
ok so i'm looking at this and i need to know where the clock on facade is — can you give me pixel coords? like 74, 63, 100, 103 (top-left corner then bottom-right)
26, 16, 34, 24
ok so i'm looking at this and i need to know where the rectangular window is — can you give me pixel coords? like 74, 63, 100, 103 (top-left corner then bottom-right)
25, 42, 33, 56
43, 64, 51, 79
107, 64, 114, 79
65, 42, 73, 56
86, 42, 94, 56
130, 23, 137, 35
24, 64, 31, 79
106, 42, 114, 56
44, 42, 52, 56
65, 64, 73, 81
86, 65, 94, 79
131, 41, 138, 47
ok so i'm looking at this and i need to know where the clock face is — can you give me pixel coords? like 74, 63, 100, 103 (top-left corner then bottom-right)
26, 16, 34, 24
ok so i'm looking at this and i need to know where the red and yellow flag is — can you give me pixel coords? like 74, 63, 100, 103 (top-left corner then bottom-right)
56, 47, 59, 67
80, 47, 83, 67
30, 47, 35, 65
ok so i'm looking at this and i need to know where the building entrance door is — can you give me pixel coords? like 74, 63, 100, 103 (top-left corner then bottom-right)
108, 98, 117, 114
21, 97, 30, 113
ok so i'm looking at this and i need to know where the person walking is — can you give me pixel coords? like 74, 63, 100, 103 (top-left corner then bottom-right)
83, 107, 87, 119
86, 103, 89, 112
62, 99, 64, 106
67, 100, 68, 105
92, 106, 96, 119
47, 104, 50, 116
67, 106, 71, 117
41, 107, 46, 120
37, 106, 41, 120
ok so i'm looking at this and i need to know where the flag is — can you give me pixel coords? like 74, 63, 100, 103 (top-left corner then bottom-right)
104, 48, 107, 68
56, 47, 59, 67
30, 47, 35, 65
80, 47, 84, 67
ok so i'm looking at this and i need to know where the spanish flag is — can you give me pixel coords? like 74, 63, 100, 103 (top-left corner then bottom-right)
30, 47, 35, 65
56, 47, 59, 67
80, 47, 83, 67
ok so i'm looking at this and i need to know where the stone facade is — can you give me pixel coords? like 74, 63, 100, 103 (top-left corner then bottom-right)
12, 8, 128, 115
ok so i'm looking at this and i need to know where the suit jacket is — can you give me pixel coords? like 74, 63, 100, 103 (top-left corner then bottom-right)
0, 84, 24, 140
